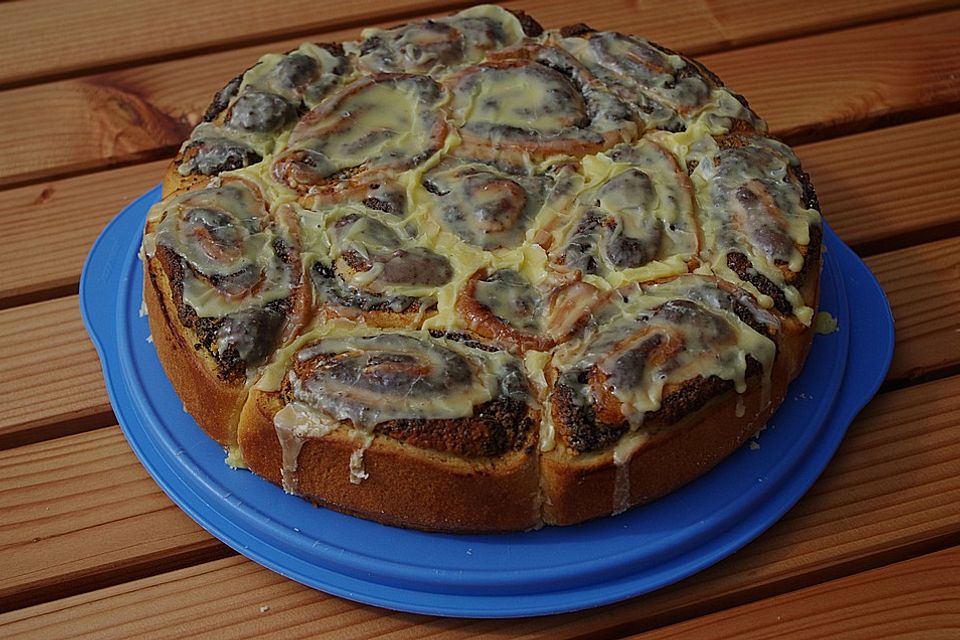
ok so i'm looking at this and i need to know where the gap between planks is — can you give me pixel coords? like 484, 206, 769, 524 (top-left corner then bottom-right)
626, 546, 960, 639
2, 0, 957, 91
0, 371, 958, 633
0, 0, 477, 91
3, 3, 960, 191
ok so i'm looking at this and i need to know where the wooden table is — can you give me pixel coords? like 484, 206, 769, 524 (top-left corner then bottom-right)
1, 1, 959, 637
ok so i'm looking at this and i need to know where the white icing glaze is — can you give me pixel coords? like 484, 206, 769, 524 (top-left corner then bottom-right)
146, 180, 296, 318
553, 275, 777, 422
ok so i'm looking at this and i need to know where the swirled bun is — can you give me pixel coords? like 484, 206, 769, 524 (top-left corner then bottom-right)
143, 5, 822, 532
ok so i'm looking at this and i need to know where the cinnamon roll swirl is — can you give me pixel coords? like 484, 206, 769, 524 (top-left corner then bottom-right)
143, 177, 306, 445
541, 275, 803, 524
239, 328, 540, 531
146, 5, 824, 531
299, 204, 453, 327
272, 73, 447, 193
420, 159, 552, 250
689, 132, 822, 326
457, 270, 608, 352
546, 139, 700, 286
444, 52, 638, 165
554, 30, 760, 134
356, 5, 533, 75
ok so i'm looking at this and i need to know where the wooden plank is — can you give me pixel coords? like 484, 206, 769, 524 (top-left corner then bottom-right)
865, 237, 960, 385
0, 428, 230, 613
2, 0, 952, 90
0, 296, 113, 449
1, 373, 958, 635
676, 0, 960, 52
705, 11, 960, 144
0, 160, 167, 308
0, 0, 470, 88
4, 5, 960, 190
797, 113, 960, 255
630, 547, 960, 639
4, 109, 960, 309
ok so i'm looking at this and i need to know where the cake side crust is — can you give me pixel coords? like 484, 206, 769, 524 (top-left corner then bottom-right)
238, 389, 543, 533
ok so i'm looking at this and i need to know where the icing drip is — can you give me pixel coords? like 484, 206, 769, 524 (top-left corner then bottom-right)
349, 432, 375, 484
815, 311, 839, 334
612, 432, 648, 514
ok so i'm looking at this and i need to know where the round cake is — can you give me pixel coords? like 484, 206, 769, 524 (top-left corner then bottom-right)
142, 5, 822, 532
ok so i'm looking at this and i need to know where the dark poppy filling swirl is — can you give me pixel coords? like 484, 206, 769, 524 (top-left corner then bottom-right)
549, 275, 778, 452
144, 179, 303, 377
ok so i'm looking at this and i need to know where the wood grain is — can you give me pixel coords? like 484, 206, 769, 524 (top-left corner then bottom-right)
1, 0, 957, 635
705, 10, 960, 144
0, 428, 230, 613
4, 5, 960, 189
798, 113, 960, 255
0, 296, 113, 449
2, 0, 952, 89
0, 0, 470, 88
631, 547, 960, 639
865, 237, 960, 385
1, 373, 958, 634
0, 159, 167, 308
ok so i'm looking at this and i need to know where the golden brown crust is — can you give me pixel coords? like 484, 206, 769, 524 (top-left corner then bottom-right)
238, 390, 541, 533
162, 157, 199, 198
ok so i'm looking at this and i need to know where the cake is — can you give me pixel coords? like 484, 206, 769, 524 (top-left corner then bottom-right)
142, 5, 822, 532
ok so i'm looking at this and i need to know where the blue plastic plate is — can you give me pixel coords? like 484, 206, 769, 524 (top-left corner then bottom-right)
80, 186, 894, 618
